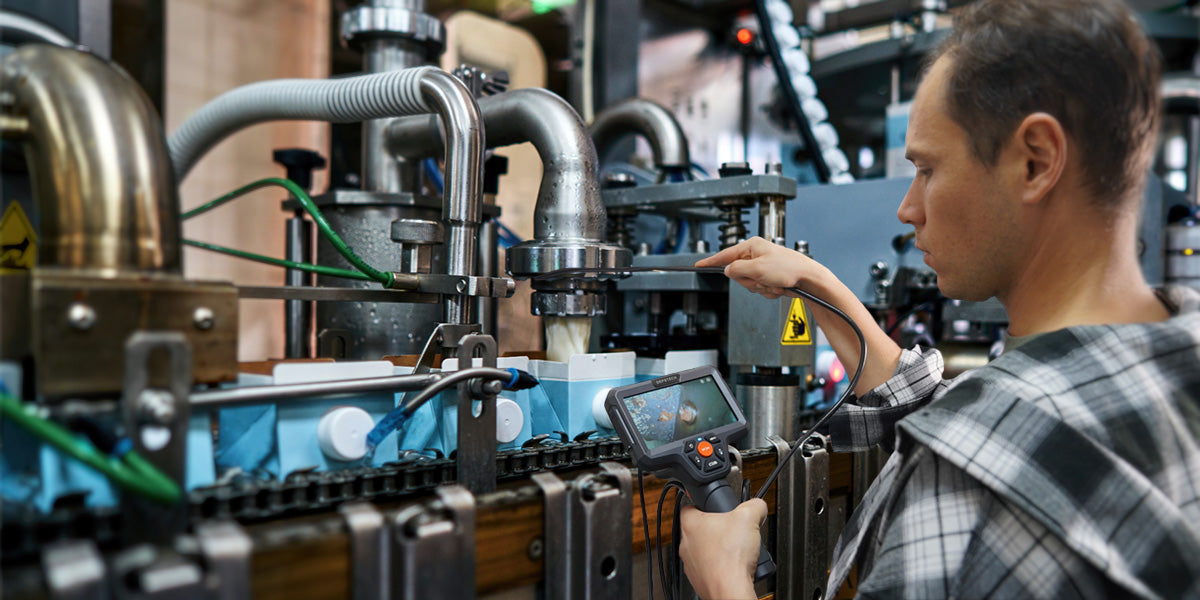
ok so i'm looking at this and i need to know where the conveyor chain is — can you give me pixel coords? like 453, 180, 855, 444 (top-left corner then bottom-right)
1, 437, 629, 564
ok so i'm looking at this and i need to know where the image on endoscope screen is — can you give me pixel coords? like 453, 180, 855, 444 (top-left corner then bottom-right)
622, 376, 735, 450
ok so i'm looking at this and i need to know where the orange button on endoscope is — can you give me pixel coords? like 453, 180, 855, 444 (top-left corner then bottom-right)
697, 441, 713, 457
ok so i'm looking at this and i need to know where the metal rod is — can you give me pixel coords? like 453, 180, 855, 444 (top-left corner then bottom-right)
190, 373, 444, 409
284, 215, 314, 358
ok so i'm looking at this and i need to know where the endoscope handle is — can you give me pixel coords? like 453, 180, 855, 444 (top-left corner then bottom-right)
689, 479, 777, 581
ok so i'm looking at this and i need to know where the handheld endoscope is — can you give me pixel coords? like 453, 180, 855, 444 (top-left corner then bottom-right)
605, 365, 776, 581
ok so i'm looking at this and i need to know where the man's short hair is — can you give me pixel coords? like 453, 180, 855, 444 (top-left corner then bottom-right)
931, 0, 1161, 208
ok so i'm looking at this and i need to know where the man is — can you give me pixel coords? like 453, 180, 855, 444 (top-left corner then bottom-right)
680, 0, 1200, 597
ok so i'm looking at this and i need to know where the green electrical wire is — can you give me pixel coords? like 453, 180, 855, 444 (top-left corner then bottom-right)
182, 239, 372, 281
183, 177, 395, 288
0, 392, 182, 505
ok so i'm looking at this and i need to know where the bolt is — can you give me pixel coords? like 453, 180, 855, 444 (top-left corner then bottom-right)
456, 278, 467, 293
693, 239, 710, 253
869, 261, 890, 279
138, 388, 176, 425
795, 240, 810, 255
67, 302, 97, 331
528, 538, 544, 560
193, 306, 215, 331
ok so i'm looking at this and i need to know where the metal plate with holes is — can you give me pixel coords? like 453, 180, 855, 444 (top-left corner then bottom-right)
30, 270, 236, 398
769, 434, 830, 600
456, 334, 499, 495
339, 503, 388, 600
534, 462, 632, 599
391, 485, 476, 599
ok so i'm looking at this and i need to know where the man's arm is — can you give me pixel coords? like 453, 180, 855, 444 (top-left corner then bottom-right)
696, 237, 902, 395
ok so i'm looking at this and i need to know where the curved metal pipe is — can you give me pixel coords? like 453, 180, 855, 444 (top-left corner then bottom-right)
0, 45, 180, 274
386, 87, 605, 241
0, 10, 77, 48
589, 98, 690, 170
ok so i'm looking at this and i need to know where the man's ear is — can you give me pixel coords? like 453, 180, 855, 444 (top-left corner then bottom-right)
1010, 112, 1067, 206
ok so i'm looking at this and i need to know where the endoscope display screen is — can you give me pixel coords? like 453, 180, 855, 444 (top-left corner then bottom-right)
622, 376, 736, 450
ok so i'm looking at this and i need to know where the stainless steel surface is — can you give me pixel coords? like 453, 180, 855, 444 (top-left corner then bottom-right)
727, 283, 817, 368
240, 284, 438, 304
121, 332, 191, 544
769, 434, 830, 600
388, 88, 607, 242
391, 485, 476, 600
386, 273, 515, 298
737, 379, 801, 449
340, 0, 444, 50
539, 463, 632, 600
314, 193, 443, 358
602, 174, 797, 219
613, 253, 727, 292
456, 334, 498, 494
1, 45, 180, 274
531, 290, 607, 317
477, 219, 499, 338
590, 97, 691, 169
285, 216, 313, 358
194, 520, 252, 600
0, 9, 77, 48
418, 69, 485, 325
506, 241, 632, 280
189, 372, 441, 408
340, 503, 389, 600
41, 540, 106, 600
588, 96, 691, 169
31, 270, 238, 399
758, 197, 787, 242
531, 471, 569, 600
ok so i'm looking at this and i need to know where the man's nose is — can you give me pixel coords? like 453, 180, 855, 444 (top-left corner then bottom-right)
897, 185, 922, 226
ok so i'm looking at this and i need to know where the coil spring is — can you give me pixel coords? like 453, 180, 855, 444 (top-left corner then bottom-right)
608, 213, 635, 249
719, 207, 747, 249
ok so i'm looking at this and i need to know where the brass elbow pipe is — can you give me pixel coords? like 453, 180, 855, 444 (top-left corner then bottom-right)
0, 45, 180, 275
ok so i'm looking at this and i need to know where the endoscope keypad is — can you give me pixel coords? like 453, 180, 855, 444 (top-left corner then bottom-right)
686, 435, 727, 475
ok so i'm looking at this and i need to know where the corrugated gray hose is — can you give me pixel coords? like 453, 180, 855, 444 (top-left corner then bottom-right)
168, 66, 440, 181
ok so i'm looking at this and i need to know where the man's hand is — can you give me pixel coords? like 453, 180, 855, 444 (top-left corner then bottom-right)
695, 237, 826, 299
678, 498, 767, 600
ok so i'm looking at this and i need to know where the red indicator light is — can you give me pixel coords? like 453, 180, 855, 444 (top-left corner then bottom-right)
736, 28, 754, 46
829, 358, 846, 384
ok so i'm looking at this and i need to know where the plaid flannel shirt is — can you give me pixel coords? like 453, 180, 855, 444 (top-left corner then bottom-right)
823, 285, 1200, 599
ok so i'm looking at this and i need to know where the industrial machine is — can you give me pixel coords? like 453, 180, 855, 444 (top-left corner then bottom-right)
1, 0, 1197, 598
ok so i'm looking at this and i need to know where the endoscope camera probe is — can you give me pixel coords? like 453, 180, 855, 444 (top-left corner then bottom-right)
605, 365, 776, 581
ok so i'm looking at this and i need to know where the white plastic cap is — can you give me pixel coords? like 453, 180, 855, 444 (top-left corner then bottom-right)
495, 398, 524, 444
592, 387, 613, 429
317, 406, 375, 462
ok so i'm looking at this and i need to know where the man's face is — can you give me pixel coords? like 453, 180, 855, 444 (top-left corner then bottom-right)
897, 56, 1022, 301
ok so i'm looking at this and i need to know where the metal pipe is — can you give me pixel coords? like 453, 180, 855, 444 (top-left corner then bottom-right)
190, 373, 443, 409
386, 87, 604, 241
284, 215, 313, 358
477, 217, 499, 337
362, 37, 426, 193
0, 10, 77, 48
0, 45, 180, 274
588, 97, 691, 169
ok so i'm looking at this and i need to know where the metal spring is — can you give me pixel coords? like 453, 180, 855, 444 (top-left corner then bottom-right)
719, 207, 747, 249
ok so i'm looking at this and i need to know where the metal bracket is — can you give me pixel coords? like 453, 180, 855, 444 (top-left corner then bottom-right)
121, 331, 192, 545
42, 539, 106, 600
455, 334, 498, 494
533, 462, 632, 599
195, 520, 252, 600
768, 433, 830, 600
339, 502, 389, 600
390, 485, 476, 600
108, 545, 207, 599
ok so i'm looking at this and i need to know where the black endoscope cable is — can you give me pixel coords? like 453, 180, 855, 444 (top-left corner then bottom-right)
540, 265, 868, 592
533, 266, 867, 500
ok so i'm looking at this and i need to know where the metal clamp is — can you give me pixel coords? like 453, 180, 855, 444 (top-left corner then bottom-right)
121, 331, 192, 545
455, 334, 498, 494
533, 462, 632, 599
768, 433, 831, 600
388, 273, 516, 299
195, 520, 252, 600
339, 502, 389, 600
390, 485, 476, 600
42, 539, 106, 600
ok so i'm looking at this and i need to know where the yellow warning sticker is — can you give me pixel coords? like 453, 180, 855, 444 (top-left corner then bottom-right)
0, 202, 36, 272
781, 298, 813, 345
